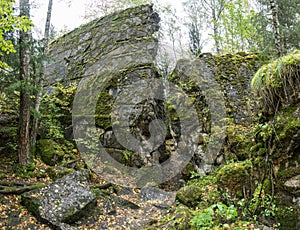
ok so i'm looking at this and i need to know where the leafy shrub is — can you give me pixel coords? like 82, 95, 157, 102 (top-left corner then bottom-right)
39, 82, 77, 140
191, 202, 238, 229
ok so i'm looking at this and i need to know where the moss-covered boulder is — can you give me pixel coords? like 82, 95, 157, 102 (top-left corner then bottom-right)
249, 51, 300, 228
176, 184, 202, 207
251, 51, 300, 194
251, 50, 300, 115
216, 161, 252, 198
168, 53, 267, 174
36, 139, 65, 166
170, 52, 267, 126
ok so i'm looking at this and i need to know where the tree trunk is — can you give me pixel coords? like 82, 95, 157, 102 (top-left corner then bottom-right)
31, 0, 53, 146
269, 0, 281, 57
19, 0, 31, 165
212, 10, 221, 54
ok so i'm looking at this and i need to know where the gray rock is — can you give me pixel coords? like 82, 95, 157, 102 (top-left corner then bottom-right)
21, 170, 96, 229
59, 223, 78, 230
284, 175, 300, 196
103, 197, 116, 215
115, 186, 135, 197
284, 175, 300, 189
139, 186, 175, 208
110, 195, 140, 209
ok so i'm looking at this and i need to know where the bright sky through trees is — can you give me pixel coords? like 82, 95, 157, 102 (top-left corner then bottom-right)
29, 0, 186, 38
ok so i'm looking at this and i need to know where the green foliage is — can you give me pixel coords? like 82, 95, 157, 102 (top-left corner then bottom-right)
183, 0, 206, 56
121, 149, 136, 166
13, 162, 36, 178
277, 0, 300, 52
0, 0, 33, 69
219, 0, 263, 53
256, 0, 300, 54
216, 161, 252, 199
158, 204, 193, 230
0, 91, 17, 115
247, 183, 278, 219
191, 205, 214, 229
35, 139, 65, 166
0, 91, 18, 156
39, 82, 77, 140
160, 158, 291, 229
191, 203, 238, 229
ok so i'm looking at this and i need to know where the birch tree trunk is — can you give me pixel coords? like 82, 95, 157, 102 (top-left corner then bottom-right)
31, 0, 53, 146
212, 9, 221, 54
19, 0, 31, 165
269, 0, 282, 57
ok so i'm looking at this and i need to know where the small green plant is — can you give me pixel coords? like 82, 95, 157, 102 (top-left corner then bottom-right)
248, 183, 278, 220
191, 202, 238, 229
189, 171, 201, 179
13, 162, 36, 178
191, 206, 214, 229
122, 149, 134, 165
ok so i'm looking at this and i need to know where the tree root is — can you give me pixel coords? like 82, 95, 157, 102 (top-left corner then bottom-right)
0, 181, 46, 194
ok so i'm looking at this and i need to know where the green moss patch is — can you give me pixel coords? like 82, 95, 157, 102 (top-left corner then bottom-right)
251, 50, 300, 114
176, 184, 202, 208
35, 139, 65, 166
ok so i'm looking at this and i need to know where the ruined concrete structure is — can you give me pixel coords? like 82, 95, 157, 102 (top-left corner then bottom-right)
39, 4, 300, 227
45, 5, 265, 175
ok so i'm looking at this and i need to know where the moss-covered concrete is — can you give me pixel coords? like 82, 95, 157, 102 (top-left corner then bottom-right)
251, 50, 300, 115
169, 52, 269, 126
35, 139, 65, 166
43, 5, 299, 228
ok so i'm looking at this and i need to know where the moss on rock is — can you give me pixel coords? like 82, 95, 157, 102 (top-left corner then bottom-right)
176, 184, 202, 208
46, 166, 75, 180
251, 50, 300, 114
159, 205, 193, 230
216, 161, 252, 199
36, 139, 65, 166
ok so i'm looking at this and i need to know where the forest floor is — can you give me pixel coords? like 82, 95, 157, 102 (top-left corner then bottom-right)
0, 154, 173, 229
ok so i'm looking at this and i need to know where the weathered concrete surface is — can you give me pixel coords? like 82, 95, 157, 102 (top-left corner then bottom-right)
46, 4, 168, 172
46, 4, 160, 84
170, 53, 265, 126
44, 4, 270, 179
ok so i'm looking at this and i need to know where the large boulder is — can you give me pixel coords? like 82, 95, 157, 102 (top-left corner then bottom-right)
21, 170, 96, 229
168, 53, 267, 173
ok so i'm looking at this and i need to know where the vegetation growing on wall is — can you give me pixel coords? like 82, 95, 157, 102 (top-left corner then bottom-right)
148, 51, 300, 230
251, 50, 300, 115
0, 3, 299, 229
39, 82, 77, 140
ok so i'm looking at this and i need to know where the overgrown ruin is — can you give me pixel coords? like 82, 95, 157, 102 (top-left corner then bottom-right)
40, 4, 300, 229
